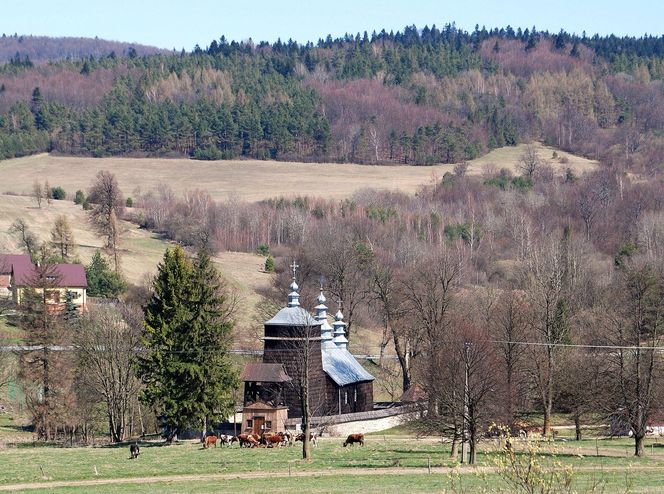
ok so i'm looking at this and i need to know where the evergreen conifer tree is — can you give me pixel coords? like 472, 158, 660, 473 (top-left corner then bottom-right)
137, 247, 237, 443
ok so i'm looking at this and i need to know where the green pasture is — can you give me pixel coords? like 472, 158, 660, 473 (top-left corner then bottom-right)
1, 435, 664, 493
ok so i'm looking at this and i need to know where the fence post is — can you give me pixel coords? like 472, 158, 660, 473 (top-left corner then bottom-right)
289, 463, 291, 477
427, 456, 431, 474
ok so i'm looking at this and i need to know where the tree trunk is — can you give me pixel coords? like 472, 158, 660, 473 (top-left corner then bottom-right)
543, 346, 554, 437
108, 412, 119, 443
574, 414, 582, 441
450, 431, 459, 459
469, 429, 477, 465
635, 433, 645, 457
302, 421, 311, 461
394, 336, 411, 393
201, 417, 208, 443
543, 410, 551, 438
506, 365, 514, 429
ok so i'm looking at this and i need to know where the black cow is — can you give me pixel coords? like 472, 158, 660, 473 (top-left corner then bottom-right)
130, 442, 140, 459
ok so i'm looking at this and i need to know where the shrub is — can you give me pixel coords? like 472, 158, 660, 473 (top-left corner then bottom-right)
565, 168, 577, 183
257, 243, 270, 256
311, 205, 325, 219
511, 176, 533, 190
74, 190, 85, 205
50, 186, 66, 200
192, 145, 223, 161
365, 205, 397, 223
264, 255, 275, 273
126, 197, 133, 208
82, 200, 92, 211
444, 222, 482, 244
615, 241, 637, 267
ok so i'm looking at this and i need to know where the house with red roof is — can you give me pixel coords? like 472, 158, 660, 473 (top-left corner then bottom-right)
0, 254, 32, 298
1, 254, 88, 311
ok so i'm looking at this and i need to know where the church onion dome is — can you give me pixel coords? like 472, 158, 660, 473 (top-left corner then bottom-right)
315, 290, 334, 346
287, 279, 300, 308
332, 309, 348, 349
265, 262, 322, 327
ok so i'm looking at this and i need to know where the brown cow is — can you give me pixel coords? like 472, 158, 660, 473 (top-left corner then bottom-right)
233, 433, 259, 448
343, 433, 364, 447
203, 434, 218, 449
261, 432, 286, 448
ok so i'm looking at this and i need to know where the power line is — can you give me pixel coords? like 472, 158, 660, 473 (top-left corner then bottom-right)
489, 339, 664, 351
0, 344, 394, 359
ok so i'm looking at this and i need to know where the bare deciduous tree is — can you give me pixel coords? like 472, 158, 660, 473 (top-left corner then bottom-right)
50, 215, 76, 262
517, 144, 540, 179
44, 179, 51, 205
522, 229, 579, 436
32, 179, 43, 208
9, 218, 39, 261
489, 290, 528, 429
17, 255, 75, 441
310, 225, 369, 341
602, 263, 664, 456
88, 170, 124, 273
77, 303, 143, 443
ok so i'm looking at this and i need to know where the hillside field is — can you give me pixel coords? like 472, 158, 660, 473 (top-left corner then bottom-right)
0, 143, 598, 203
0, 143, 598, 351
0, 195, 272, 348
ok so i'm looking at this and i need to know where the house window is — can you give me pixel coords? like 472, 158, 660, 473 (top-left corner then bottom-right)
265, 421, 272, 429
246, 419, 253, 429
344, 391, 348, 405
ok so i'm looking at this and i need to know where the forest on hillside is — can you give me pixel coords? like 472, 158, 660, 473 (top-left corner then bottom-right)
0, 34, 168, 63
0, 25, 663, 171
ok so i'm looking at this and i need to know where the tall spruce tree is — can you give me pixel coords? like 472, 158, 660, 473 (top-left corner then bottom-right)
137, 247, 237, 443
188, 250, 237, 438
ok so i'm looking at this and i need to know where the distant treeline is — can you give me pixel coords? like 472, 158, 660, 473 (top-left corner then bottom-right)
1, 24, 664, 169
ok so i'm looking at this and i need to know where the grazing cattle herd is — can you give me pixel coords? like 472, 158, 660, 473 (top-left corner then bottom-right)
128, 430, 360, 458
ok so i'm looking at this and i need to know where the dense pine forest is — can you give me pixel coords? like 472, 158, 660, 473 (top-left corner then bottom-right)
1, 25, 664, 170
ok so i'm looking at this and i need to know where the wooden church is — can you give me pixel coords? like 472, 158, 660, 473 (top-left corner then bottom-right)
240, 267, 374, 432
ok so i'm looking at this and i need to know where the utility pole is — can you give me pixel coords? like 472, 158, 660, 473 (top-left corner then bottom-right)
461, 341, 471, 464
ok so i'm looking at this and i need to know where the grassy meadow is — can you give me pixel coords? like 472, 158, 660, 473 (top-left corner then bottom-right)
0, 434, 661, 493
0, 143, 598, 203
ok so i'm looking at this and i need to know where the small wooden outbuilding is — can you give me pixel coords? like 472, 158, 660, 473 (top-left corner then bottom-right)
241, 401, 288, 434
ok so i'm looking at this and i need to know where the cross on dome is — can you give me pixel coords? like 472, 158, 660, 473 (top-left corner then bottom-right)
290, 260, 299, 279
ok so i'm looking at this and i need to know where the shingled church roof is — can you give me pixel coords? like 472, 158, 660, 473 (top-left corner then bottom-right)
322, 347, 375, 386
241, 363, 291, 383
